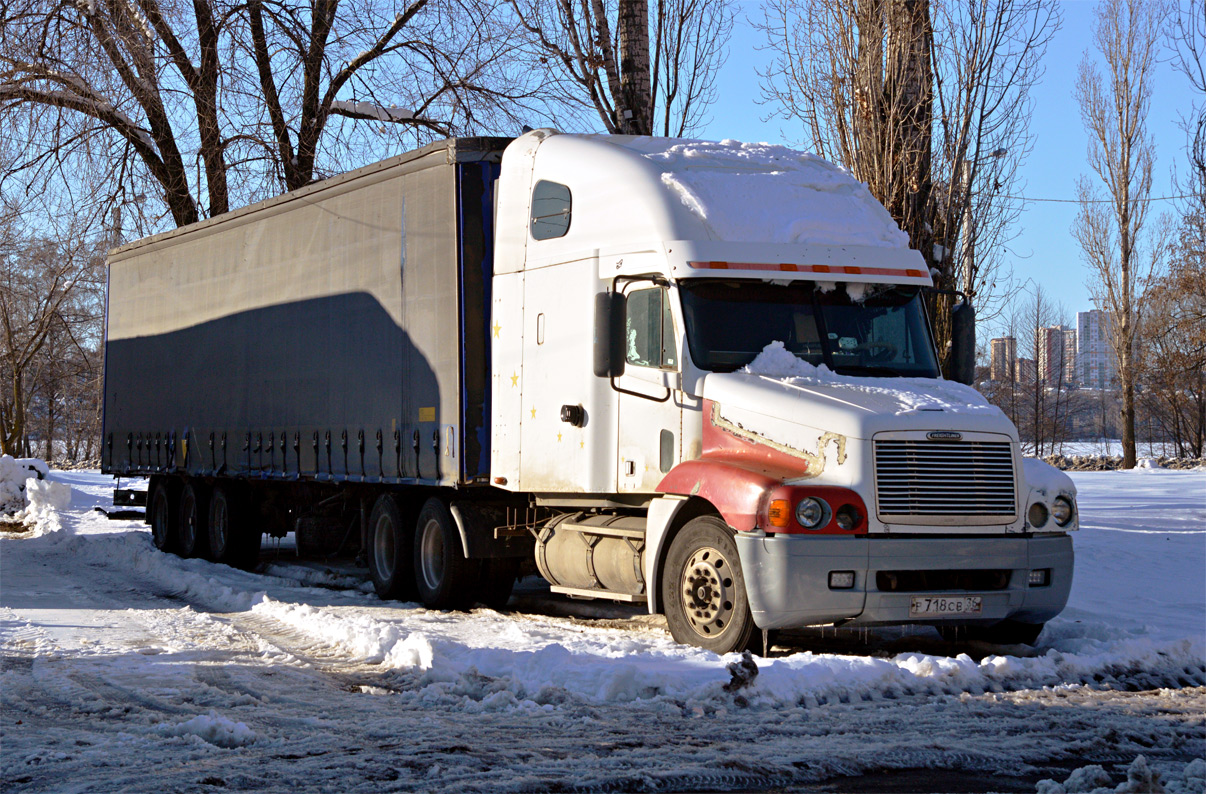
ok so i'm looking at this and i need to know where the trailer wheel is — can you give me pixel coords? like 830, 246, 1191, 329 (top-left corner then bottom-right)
476, 558, 520, 610
207, 485, 260, 569
149, 479, 179, 553
368, 494, 417, 601
178, 480, 210, 559
413, 497, 476, 610
661, 516, 757, 654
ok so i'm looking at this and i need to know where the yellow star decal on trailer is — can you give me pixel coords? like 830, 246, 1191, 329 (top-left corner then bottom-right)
511, 372, 519, 387
493, 322, 501, 338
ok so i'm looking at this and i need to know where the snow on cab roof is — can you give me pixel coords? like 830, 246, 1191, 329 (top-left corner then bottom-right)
612, 137, 911, 249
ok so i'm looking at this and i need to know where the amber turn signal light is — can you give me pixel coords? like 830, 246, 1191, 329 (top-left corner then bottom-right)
768, 499, 791, 528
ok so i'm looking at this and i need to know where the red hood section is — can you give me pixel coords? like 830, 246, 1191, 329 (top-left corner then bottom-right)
658, 400, 812, 531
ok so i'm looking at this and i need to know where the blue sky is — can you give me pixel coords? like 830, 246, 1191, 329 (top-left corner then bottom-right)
698, 1, 1197, 332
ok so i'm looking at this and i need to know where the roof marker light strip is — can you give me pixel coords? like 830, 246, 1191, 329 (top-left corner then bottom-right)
686, 261, 928, 279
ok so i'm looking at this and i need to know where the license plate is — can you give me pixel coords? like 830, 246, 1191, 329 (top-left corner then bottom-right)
909, 595, 982, 617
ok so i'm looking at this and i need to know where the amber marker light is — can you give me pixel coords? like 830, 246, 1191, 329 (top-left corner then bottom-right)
768, 499, 791, 528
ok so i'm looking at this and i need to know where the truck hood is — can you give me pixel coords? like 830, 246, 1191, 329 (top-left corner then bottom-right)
700, 371, 1015, 442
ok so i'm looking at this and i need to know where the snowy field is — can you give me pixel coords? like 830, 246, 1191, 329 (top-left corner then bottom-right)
1, 469, 1203, 793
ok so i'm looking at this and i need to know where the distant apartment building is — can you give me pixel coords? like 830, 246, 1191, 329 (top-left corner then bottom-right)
990, 336, 1016, 381
1017, 357, 1036, 383
1037, 325, 1077, 384
1077, 309, 1116, 389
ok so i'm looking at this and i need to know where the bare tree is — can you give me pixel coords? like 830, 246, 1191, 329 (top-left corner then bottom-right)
1170, 0, 1204, 167
503, 0, 734, 135
0, 223, 106, 455
757, 0, 1058, 344
1021, 283, 1054, 456
1136, 213, 1206, 457
0, 0, 541, 229
1072, 0, 1169, 469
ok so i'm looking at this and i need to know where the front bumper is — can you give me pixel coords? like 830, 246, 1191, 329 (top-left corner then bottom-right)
734, 532, 1073, 630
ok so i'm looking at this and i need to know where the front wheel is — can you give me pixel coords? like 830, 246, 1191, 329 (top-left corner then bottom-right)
661, 516, 757, 654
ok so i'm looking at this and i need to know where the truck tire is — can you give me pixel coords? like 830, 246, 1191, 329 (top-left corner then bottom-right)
476, 558, 520, 610
940, 619, 1045, 646
178, 480, 210, 559
148, 479, 180, 553
368, 494, 418, 601
661, 516, 757, 654
207, 485, 260, 569
413, 497, 477, 610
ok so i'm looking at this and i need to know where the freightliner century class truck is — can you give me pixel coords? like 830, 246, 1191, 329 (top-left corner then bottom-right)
102, 130, 1077, 653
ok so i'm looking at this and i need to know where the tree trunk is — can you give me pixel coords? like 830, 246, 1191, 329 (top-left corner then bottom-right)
618, 0, 653, 134
884, 0, 934, 265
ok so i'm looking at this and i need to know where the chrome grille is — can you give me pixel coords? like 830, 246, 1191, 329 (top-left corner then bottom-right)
874, 440, 1016, 518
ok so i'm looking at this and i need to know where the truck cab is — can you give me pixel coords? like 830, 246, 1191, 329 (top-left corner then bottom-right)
488, 130, 1076, 652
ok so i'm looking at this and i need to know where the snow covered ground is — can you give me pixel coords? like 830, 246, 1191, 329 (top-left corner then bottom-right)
2, 469, 1203, 793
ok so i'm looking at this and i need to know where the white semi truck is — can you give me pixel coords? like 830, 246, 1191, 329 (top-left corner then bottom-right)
103, 130, 1077, 653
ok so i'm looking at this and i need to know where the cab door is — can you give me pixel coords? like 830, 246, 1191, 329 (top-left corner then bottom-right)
616, 283, 683, 492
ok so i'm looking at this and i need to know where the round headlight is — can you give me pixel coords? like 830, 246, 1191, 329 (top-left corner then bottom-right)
796, 497, 830, 529
1052, 496, 1074, 526
1028, 502, 1049, 529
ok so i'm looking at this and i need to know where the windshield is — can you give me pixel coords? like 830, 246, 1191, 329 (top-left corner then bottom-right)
678, 280, 940, 378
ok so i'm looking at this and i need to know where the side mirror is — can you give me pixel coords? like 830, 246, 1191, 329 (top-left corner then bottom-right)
593, 291, 627, 378
949, 298, 976, 386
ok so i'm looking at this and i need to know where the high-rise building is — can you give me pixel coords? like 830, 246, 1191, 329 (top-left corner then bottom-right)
1038, 325, 1076, 384
1062, 329, 1078, 385
990, 336, 1016, 381
1017, 357, 1036, 383
1077, 310, 1116, 389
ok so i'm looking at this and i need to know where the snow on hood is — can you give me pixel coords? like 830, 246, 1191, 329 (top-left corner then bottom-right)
701, 342, 1010, 442
1022, 458, 1077, 500
625, 139, 910, 248
741, 341, 995, 413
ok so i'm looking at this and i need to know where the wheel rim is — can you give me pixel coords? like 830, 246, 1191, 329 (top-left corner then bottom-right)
211, 497, 228, 556
373, 513, 395, 582
152, 494, 169, 548
418, 518, 445, 592
680, 546, 735, 638
181, 492, 197, 550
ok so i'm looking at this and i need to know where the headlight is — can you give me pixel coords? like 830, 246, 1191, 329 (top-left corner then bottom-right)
1028, 502, 1049, 529
796, 497, 830, 529
1052, 496, 1074, 526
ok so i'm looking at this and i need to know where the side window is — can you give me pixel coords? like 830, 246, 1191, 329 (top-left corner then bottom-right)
530, 180, 571, 240
626, 288, 678, 369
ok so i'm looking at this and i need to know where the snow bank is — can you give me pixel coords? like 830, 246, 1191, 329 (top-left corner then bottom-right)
6, 468, 1203, 718
154, 712, 256, 748
252, 597, 433, 669
16, 477, 73, 536
741, 341, 999, 415
636, 140, 910, 248
1037, 756, 1205, 794
0, 455, 47, 514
